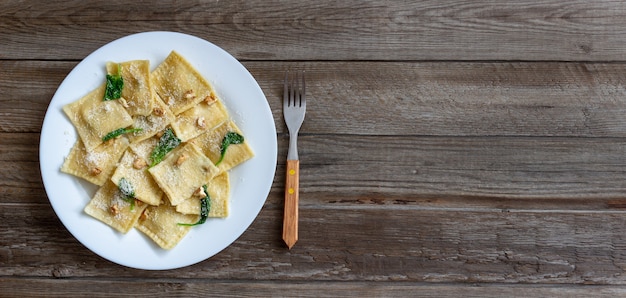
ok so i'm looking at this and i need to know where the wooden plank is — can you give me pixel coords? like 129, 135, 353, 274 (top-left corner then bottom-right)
4, 204, 626, 284
2, 1, 626, 61
293, 135, 626, 200
251, 62, 626, 137
7, 60, 626, 137
19, 129, 626, 205
0, 133, 43, 204
0, 60, 71, 133
2, 278, 626, 298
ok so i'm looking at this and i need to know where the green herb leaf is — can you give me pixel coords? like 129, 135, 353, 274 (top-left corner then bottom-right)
104, 64, 124, 101
178, 185, 210, 227
149, 128, 181, 167
215, 132, 244, 166
102, 127, 143, 142
117, 177, 136, 210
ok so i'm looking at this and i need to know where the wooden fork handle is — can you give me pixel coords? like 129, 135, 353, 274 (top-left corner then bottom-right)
283, 159, 299, 249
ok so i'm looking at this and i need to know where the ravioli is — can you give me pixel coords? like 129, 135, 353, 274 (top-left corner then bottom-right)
171, 99, 229, 142
63, 84, 134, 151
129, 135, 159, 162
148, 143, 219, 206
127, 96, 176, 144
110, 150, 163, 206
189, 120, 254, 173
176, 172, 230, 217
84, 180, 148, 234
61, 137, 129, 186
151, 51, 216, 115
106, 60, 154, 116
135, 197, 199, 250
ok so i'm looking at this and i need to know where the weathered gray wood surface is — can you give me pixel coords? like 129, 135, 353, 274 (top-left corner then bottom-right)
4, 0, 626, 296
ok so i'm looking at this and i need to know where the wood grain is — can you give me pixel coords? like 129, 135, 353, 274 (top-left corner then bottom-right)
4, 204, 626, 284
5, 0, 626, 296
8, 60, 626, 137
10, 131, 626, 206
0, 61, 69, 133
2, 1, 626, 61
251, 62, 626, 137
2, 278, 626, 298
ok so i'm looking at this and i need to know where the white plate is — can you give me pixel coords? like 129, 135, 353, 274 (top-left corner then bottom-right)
39, 32, 277, 270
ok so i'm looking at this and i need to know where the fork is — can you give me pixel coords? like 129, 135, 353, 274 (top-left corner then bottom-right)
283, 70, 306, 249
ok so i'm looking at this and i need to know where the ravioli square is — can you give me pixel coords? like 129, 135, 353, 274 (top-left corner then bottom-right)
110, 150, 163, 206
61, 137, 129, 186
171, 99, 229, 142
63, 84, 134, 151
189, 120, 254, 173
84, 180, 148, 234
135, 198, 199, 250
176, 172, 230, 217
148, 143, 219, 206
129, 135, 159, 162
127, 95, 175, 144
106, 60, 154, 116
151, 51, 215, 115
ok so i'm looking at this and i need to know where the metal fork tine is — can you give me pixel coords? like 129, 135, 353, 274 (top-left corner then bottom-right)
290, 72, 296, 107
295, 71, 300, 107
283, 70, 289, 108
301, 71, 305, 107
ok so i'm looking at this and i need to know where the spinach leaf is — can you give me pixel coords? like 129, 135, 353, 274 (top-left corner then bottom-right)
178, 185, 210, 227
102, 127, 143, 142
149, 128, 181, 167
215, 132, 244, 166
104, 64, 124, 101
118, 177, 136, 210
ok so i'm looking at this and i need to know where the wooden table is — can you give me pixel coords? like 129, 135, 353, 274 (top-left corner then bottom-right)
4, 1, 626, 296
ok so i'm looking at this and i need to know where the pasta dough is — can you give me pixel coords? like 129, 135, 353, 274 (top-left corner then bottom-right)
61, 137, 129, 186
127, 95, 176, 144
135, 197, 199, 250
151, 51, 216, 115
63, 84, 134, 151
176, 172, 230, 217
106, 60, 154, 116
148, 143, 219, 206
171, 99, 229, 142
129, 135, 159, 162
84, 180, 148, 234
189, 120, 254, 173
110, 150, 163, 206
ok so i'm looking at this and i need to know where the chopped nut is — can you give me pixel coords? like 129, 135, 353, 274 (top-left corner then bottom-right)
90, 167, 102, 176
175, 154, 188, 166
184, 90, 196, 100
153, 106, 164, 116
110, 204, 119, 215
197, 116, 206, 128
204, 93, 216, 104
139, 209, 148, 221
194, 186, 207, 198
119, 97, 129, 108
133, 158, 147, 169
